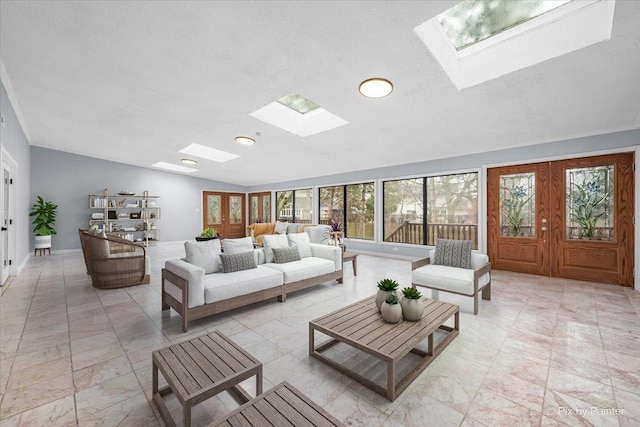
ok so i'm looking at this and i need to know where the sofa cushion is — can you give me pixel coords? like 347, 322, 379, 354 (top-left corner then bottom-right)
305, 225, 330, 244
220, 251, 257, 273
223, 237, 254, 254
273, 246, 301, 264
184, 239, 222, 274
275, 221, 289, 234
412, 264, 491, 296
433, 239, 472, 269
263, 234, 290, 263
287, 232, 312, 258
264, 257, 335, 284
204, 266, 283, 304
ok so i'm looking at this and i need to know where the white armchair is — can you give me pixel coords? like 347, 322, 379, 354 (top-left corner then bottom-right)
411, 248, 491, 315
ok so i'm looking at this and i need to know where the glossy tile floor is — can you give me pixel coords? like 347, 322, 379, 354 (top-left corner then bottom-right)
1, 242, 639, 426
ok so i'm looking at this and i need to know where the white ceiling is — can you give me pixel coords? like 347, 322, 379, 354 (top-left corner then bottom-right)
1, 1, 639, 186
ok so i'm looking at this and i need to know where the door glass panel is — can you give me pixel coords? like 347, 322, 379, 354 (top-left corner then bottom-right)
500, 173, 535, 237
566, 165, 614, 240
206, 195, 221, 224
229, 196, 242, 224
250, 196, 258, 223
262, 196, 271, 222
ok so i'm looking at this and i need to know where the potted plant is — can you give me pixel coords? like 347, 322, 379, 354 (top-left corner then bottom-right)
400, 287, 424, 321
196, 228, 218, 241
381, 294, 403, 323
30, 196, 57, 251
375, 278, 399, 312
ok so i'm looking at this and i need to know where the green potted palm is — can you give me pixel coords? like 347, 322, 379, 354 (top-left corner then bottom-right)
30, 196, 57, 251
375, 278, 399, 312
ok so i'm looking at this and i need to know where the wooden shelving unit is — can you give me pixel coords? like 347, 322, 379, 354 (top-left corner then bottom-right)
88, 189, 160, 246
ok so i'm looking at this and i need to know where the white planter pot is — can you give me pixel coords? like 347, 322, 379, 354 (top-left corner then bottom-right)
400, 298, 424, 321
375, 290, 396, 312
381, 302, 403, 323
34, 235, 51, 249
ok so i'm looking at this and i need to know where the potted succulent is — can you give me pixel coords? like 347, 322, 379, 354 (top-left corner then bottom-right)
30, 196, 57, 251
375, 278, 399, 312
381, 294, 403, 323
400, 287, 424, 321
196, 227, 218, 241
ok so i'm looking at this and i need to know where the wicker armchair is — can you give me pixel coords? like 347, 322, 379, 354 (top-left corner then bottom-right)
78, 229, 150, 289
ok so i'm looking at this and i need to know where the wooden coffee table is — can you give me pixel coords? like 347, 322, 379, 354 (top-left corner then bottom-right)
309, 295, 459, 401
207, 381, 345, 426
152, 330, 263, 427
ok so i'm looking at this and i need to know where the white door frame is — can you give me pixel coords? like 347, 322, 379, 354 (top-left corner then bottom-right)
0, 147, 18, 285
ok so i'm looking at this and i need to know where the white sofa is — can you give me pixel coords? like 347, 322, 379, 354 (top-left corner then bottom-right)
411, 248, 491, 315
162, 235, 342, 332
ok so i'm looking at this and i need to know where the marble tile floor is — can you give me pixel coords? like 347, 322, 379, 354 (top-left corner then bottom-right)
0, 242, 639, 426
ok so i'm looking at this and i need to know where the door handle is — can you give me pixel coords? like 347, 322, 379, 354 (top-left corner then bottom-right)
1, 227, 6, 231
541, 226, 548, 231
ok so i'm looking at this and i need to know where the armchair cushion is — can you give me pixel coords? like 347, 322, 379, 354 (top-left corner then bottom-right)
413, 264, 490, 295
433, 239, 472, 269
275, 221, 289, 234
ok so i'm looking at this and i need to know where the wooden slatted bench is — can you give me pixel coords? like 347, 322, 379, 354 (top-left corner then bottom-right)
207, 381, 345, 426
152, 330, 263, 427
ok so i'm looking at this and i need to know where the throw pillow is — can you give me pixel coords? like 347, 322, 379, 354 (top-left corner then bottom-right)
275, 221, 289, 234
272, 246, 301, 264
262, 234, 289, 263
185, 240, 222, 274
433, 239, 472, 269
287, 232, 312, 258
223, 237, 254, 254
220, 251, 257, 273
305, 225, 331, 244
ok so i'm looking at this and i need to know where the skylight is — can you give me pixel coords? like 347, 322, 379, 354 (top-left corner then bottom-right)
415, 0, 615, 89
277, 93, 320, 114
250, 94, 348, 138
438, 0, 571, 51
152, 162, 198, 173
179, 143, 240, 163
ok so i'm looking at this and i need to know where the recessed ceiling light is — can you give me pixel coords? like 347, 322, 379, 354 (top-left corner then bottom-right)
152, 162, 198, 173
235, 136, 255, 145
179, 143, 240, 163
181, 158, 198, 165
359, 78, 393, 98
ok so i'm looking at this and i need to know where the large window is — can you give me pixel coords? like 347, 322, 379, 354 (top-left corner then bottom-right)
383, 172, 478, 248
319, 182, 374, 240
276, 188, 312, 223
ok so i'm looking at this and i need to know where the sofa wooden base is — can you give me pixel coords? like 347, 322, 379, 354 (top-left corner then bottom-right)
161, 268, 343, 332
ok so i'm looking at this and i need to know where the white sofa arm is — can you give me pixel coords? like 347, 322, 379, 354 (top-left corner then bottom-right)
310, 244, 342, 271
164, 259, 205, 308
471, 252, 489, 270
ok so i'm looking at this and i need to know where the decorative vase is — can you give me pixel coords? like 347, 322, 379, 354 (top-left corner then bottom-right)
381, 302, 403, 323
375, 290, 395, 312
400, 298, 424, 321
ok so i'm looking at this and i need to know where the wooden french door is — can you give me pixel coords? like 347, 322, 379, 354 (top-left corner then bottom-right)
248, 192, 271, 224
488, 153, 634, 287
202, 192, 246, 239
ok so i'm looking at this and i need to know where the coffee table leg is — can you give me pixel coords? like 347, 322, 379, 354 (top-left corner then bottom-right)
387, 360, 395, 401
309, 324, 314, 355
184, 402, 191, 427
152, 361, 158, 394
256, 367, 263, 396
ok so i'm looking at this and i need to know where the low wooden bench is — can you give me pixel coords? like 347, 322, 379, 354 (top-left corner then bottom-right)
208, 381, 345, 426
152, 331, 262, 427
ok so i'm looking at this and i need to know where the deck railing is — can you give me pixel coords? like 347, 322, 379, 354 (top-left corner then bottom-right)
385, 221, 478, 249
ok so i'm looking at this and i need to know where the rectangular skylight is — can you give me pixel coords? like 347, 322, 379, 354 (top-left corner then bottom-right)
277, 93, 321, 114
250, 101, 348, 137
179, 143, 240, 163
152, 162, 198, 173
438, 0, 571, 51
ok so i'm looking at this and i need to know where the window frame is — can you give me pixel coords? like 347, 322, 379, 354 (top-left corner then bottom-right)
318, 181, 375, 241
275, 187, 313, 223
